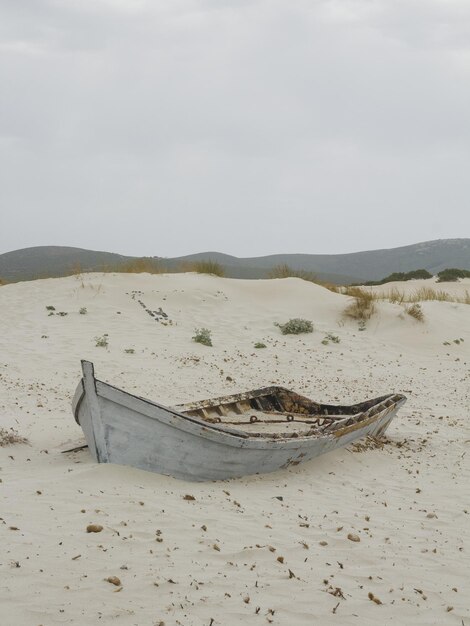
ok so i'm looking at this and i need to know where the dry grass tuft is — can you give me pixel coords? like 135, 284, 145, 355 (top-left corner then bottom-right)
0, 427, 28, 447
411, 287, 451, 302
183, 260, 225, 277
405, 303, 425, 322
269, 264, 340, 292
117, 258, 163, 274
321, 282, 341, 293
371, 286, 470, 306
343, 287, 377, 322
385, 287, 406, 304
269, 264, 317, 282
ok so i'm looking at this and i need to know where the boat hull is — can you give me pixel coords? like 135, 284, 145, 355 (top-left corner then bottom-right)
73, 361, 406, 481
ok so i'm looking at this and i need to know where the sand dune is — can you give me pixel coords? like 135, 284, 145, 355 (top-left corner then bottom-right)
1, 273, 469, 625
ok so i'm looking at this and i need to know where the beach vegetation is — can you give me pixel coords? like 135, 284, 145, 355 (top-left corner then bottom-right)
437, 268, 470, 282
343, 287, 377, 322
193, 328, 213, 346
269, 264, 317, 282
363, 269, 432, 286
71, 263, 85, 287
269, 264, 340, 292
117, 257, 163, 274
95, 334, 109, 348
412, 287, 454, 302
184, 260, 225, 277
384, 288, 406, 304
405, 303, 424, 322
254, 342, 267, 348
275, 318, 314, 335
360, 286, 470, 306
79, 307, 87, 315
322, 333, 340, 345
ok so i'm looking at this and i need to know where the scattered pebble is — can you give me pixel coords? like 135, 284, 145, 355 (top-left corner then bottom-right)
368, 592, 382, 605
86, 524, 103, 533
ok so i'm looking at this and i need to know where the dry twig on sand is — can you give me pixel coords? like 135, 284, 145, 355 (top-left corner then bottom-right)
0, 427, 28, 447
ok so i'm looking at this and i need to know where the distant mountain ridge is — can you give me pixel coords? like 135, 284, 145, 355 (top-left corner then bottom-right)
0, 246, 130, 282
1, 239, 469, 284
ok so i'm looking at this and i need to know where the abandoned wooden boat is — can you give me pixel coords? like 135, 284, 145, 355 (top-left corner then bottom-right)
72, 360, 406, 481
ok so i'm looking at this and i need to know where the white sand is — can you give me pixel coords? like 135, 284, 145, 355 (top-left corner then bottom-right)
0, 273, 469, 625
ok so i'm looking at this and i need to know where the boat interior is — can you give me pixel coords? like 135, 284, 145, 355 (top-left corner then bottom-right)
175, 387, 401, 437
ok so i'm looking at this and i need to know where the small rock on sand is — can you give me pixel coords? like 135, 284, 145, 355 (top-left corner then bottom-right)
86, 524, 103, 533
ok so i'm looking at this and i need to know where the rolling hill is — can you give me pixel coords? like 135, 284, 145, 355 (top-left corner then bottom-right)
1, 239, 469, 284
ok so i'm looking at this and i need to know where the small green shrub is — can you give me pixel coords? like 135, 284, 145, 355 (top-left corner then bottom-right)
79, 307, 87, 315
193, 328, 212, 346
124, 348, 135, 354
322, 333, 340, 345
364, 269, 433, 286
254, 342, 267, 349
275, 318, 314, 335
437, 268, 470, 282
95, 334, 109, 348
46, 305, 55, 311
56, 311, 68, 316
443, 338, 463, 346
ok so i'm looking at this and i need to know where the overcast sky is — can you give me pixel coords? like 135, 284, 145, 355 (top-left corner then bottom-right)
1, 0, 469, 257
